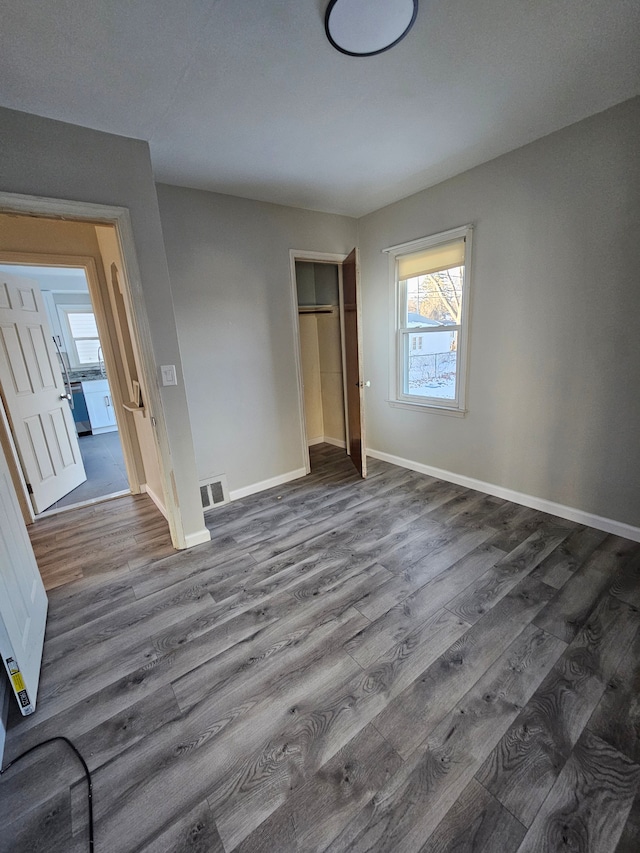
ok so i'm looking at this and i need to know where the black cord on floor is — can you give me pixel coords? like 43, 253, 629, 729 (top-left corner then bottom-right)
0, 736, 94, 852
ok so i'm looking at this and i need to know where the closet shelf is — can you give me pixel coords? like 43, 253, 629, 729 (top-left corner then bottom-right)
298, 304, 336, 314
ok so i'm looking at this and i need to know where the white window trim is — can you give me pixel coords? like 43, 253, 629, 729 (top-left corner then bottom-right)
384, 224, 473, 415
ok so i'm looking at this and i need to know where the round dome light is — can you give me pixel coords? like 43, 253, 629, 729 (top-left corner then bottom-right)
325, 0, 418, 57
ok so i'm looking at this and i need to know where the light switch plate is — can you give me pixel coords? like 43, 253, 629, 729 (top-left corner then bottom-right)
160, 364, 177, 386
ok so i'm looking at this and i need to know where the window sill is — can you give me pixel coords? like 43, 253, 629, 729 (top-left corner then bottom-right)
387, 399, 467, 418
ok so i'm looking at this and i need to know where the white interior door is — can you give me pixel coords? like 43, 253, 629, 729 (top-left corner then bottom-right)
0, 442, 48, 716
0, 272, 86, 513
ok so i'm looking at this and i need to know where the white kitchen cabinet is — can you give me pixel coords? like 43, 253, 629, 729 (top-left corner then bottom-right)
81, 379, 118, 434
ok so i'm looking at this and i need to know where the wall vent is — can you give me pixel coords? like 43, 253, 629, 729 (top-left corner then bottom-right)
199, 474, 229, 511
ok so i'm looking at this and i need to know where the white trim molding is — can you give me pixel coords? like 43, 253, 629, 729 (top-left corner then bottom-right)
368, 448, 640, 543
184, 528, 212, 548
386, 399, 466, 417
323, 436, 347, 449
141, 483, 168, 519
308, 436, 347, 449
229, 467, 307, 502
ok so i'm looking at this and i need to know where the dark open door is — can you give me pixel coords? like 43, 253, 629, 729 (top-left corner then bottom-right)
342, 248, 367, 477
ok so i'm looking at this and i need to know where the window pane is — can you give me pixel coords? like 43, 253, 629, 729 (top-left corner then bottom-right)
404, 266, 463, 326
405, 330, 458, 400
67, 312, 99, 337
75, 339, 101, 364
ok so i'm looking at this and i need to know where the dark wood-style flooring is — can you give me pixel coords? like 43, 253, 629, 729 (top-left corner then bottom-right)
2, 444, 639, 852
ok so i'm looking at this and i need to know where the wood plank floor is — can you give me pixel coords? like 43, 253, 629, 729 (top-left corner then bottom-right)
32, 491, 174, 590
2, 444, 639, 852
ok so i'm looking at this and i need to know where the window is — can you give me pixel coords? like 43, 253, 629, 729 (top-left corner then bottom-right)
59, 307, 101, 367
386, 225, 472, 414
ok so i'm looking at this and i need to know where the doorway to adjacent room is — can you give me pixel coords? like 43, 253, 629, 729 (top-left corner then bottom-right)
0, 261, 129, 512
0, 208, 171, 550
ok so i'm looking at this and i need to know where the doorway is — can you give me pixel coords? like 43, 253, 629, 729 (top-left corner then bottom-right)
0, 262, 129, 512
296, 260, 346, 470
290, 249, 367, 478
0, 209, 171, 552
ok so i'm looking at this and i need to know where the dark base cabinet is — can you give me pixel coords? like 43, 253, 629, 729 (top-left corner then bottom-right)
71, 384, 91, 435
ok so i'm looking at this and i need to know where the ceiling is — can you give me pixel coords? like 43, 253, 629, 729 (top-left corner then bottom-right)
1, 1, 639, 217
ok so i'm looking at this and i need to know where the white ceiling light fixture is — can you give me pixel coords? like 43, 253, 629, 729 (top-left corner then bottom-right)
325, 0, 418, 57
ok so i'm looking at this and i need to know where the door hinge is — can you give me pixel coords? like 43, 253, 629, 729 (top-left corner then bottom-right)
26, 483, 33, 495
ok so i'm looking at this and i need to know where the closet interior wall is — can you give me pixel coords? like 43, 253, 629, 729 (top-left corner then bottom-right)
296, 262, 345, 449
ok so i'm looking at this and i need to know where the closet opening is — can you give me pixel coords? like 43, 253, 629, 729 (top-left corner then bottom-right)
295, 260, 347, 472
290, 248, 366, 479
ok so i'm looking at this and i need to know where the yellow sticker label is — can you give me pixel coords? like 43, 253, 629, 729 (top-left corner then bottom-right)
10, 671, 25, 692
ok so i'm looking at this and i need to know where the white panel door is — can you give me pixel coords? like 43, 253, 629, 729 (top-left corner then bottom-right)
0, 443, 48, 715
0, 272, 86, 512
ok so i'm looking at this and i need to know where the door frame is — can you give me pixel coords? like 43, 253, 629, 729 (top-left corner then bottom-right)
0, 251, 142, 512
0, 390, 33, 523
341, 248, 367, 478
0, 191, 185, 548
288, 250, 351, 475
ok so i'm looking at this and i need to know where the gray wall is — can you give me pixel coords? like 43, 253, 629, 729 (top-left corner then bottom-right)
358, 97, 640, 526
156, 185, 357, 493
5, 99, 636, 531
0, 106, 206, 542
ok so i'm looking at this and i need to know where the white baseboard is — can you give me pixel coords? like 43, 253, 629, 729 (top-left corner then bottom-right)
367, 448, 640, 543
307, 435, 346, 449
229, 467, 307, 502
141, 483, 168, 519
324, 436, 346, 449
184, 528, 212, 548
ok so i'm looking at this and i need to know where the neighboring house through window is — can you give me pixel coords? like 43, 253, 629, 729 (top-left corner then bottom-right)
385, 224, 473, 415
